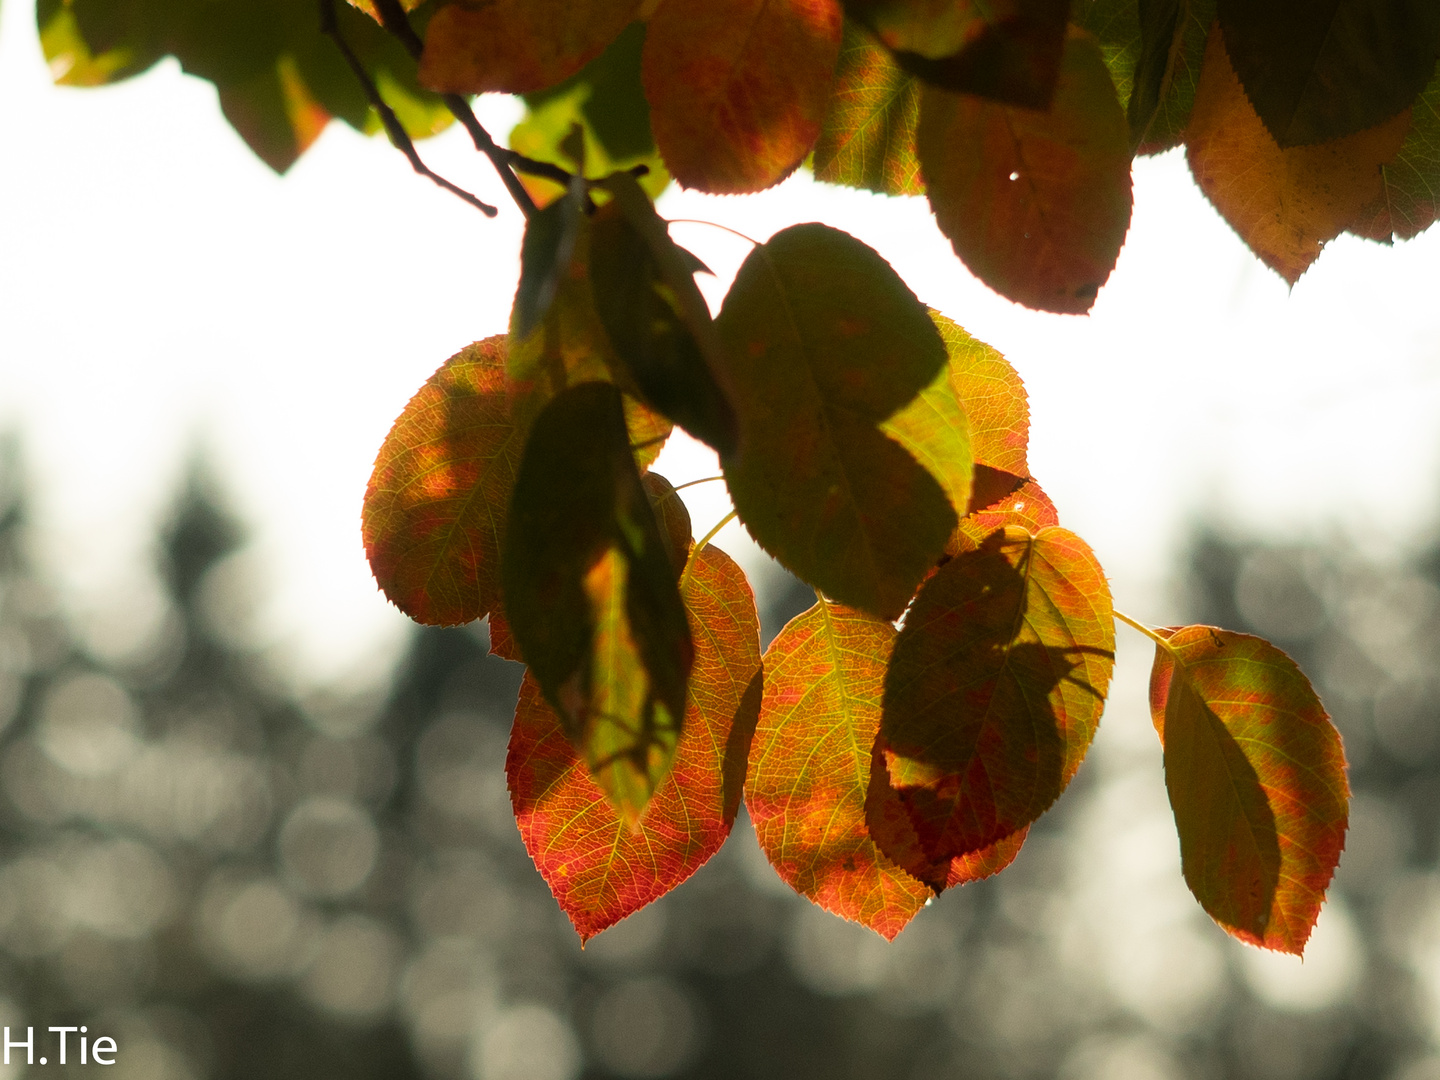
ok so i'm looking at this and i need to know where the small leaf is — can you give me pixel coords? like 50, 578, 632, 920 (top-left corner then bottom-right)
1217, 0, 1440, 148
1350, 60, 1440, 243
509, 543, 762, 941
418, 0, 641, 95
589, 175, 740, 455
813, 21, 925, 196
363, 337, 520, 627
845, 0, 1070, 109
217, 55, 331, 174
1185, 24, 1412, 284
746, 601, 931, 939
514, 180, 585, 340
501, 382, 693, 823
715, 223, 956, 621
951, 477, 1058, 553
641, 472, 693, 574
880, 526, 1114, 861
918, 30, 1134, 314
642, 0, 844, 193
1148, 626, 1349, 954
932, 312, 1029, 477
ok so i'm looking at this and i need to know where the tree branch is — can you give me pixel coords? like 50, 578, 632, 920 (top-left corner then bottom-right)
320, 0, 497, 216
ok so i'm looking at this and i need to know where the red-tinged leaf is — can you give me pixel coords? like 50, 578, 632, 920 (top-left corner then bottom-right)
880, 527, 1114, 861
363, 337, 520, 627
865, 737, 1028, 889
501, 383, 693, 823
932, 311, 1029, 477
509, 543, 762, 941
1349, 61, 1440, 244
488, 610, 522, 663
1148, 626, 1349, 955
642, 473, 694, 575
813, 21, 925, 196
1185, 24, 1412, 284
217, 55, 331, 174
715, 223, 956, 621
642, 0, 844, 193
918, 30, 1133, 314
417, 0, 640, 95
951, 477, 1058, 553
747, 601, 931, 939
346, 0, 423, 22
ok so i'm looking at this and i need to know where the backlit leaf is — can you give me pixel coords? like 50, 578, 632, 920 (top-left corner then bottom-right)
715, 223, 955, 621
1217, 0, 1440, 148
417, 0, 640, 95
880, 527, 1114, 860
878, 354, 974, 520
642, 0, 844, 193
217, 54, 331, 173
951, 477, 1058, 553
846, 0, 1070, 109
932, 311, 1029, 477
1350, 61, 1440, 243
813, 21, 925, 197
501, 382, 693, 823
514, 180, 585, 340
641, 473, 694, 574
747, 601, 931, 938
918, 31, 1133, 314
1185, 25, 1412, 284
1148, 626, 1349, 954
363, 337, 519, 627
509, 543, 762, 941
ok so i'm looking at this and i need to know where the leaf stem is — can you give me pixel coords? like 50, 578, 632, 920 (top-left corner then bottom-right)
680, 510, 738, 592
671, 475, 726, 493
667, 219, 761, 246
1114, 609, 1175, 653
319, 0, 498, 216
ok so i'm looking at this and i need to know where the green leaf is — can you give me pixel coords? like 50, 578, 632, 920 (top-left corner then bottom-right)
1148, 626, 1349, 955
931, 311, 1029, 477
879, 526, 1114, 860
878, 354, 973, 521
589, 175, 740, 456
714, 223, 956, 621
1218, 0, 1440, 147
500, 382, 693, 824
813, 21, 925, 197
514, 179, 586, 340
1350, 60, 1440, 243
918, 30, 1133, 314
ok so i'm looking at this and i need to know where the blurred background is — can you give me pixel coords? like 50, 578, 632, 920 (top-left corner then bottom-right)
5, 0, 1440, 1077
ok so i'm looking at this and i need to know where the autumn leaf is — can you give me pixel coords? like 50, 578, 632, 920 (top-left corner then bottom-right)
363, 337, 519, 627
217, 55, 331, 174
509, 543, 762, 941
950, 477, 1058, 554
417, 0, 640, 95
514, 180, 585, 340
879, 526, 1114, 861
1186, 24, 1412, 284
813, 21, 925, 197
846, 0, 1071, 109
642, 0, 844, 193
1350, 61, 1440, 244
746, 601, 931, 938
932, 311, 1029, 478
1217, 0, 1440, 148
715, 223, 957, 621
879, 356, 974, 522
501, 383, 693, 823
1148, 626, 1349, 954
918, 30, 1133, 314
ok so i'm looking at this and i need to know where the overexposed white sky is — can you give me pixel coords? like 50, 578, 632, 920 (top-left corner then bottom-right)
3, 0, 1440, 689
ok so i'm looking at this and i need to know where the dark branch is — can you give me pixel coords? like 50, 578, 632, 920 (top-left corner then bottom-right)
320, 0, 497, 217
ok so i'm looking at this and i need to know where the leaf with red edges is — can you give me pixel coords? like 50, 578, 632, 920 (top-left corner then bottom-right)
747, 600, 931, 939
363, 337, 520, 627
1148, 625, 1349, 955
642, 0, 844, 193
508, 543, 761, 942
880, 526, 1114, 861
951, 478, 1058, 554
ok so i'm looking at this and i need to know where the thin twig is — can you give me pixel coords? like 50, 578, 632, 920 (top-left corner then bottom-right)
320, 0, 497, 216
1113, 609, 1175, 653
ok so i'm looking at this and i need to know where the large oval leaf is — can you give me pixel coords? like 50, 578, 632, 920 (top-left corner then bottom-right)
1148, 626, 1349, 955
642, 0, 844, 193
746, 601, 931, 939
362, 337, 521, 626
918, 30, 1133, 314
879, 526, 1114, 860
715, 223, 957, 621
501, 382, 693, 823
508, 544, 761, 941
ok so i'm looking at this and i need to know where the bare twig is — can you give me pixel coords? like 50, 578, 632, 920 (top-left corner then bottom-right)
320, 0, 497, 216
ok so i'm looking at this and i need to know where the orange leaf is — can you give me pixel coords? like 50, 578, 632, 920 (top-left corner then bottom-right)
507, 544, 762, 941
952, 477, 1058, 553
1149, 626, 1349, 955
747, 601, 931, 939
642, 0, 844, 193
918, 29, 1133, 314
1185, 23, 1412, 284
880, 526, 1114, 861
418, 0, 641, 95
363, 337, 520, 627
933, 311, 1030, 478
